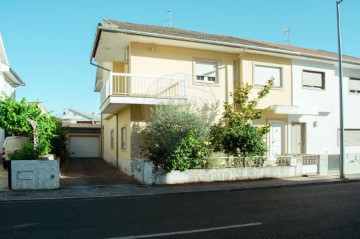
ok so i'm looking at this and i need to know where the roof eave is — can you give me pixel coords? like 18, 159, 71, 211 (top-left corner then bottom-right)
5, 68, 25, 86
98, 24, 360, 66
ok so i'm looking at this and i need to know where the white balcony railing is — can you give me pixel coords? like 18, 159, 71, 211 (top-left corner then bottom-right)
100, 73, 186, 105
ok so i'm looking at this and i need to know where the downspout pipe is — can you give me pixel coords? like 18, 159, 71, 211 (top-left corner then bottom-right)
90, 58, 111, 72
89, 27, 111, 72
116, 114, 119, 170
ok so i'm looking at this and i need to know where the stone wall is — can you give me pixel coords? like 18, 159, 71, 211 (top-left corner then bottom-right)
133, 158, 302, 185
11, 159, 60, 190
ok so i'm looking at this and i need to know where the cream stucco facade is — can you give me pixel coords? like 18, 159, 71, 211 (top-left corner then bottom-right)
92, 20, 360, 175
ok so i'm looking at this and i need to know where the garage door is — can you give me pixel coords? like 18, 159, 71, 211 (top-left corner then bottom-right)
69, 136, 99, 157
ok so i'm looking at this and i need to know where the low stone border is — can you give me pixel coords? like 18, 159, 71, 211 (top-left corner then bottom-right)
10, 159, 60, 190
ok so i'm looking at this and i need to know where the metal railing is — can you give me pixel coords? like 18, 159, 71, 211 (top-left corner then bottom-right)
100, 73, 186, 105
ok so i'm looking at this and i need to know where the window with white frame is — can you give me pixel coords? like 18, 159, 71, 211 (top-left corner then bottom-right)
121, 127, 126, 150
302, 70, 325, 89
349, 78, 360, 94
254, 64, 282, 87
194, 60, 218, 83
338, 129, 360, 146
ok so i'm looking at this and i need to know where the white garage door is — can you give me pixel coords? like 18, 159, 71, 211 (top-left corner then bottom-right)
69, 136, 99, 157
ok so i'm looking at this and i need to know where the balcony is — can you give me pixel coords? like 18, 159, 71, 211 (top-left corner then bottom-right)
100, 73, 187, 113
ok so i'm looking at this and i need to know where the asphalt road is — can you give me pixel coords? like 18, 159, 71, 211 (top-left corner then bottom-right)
0, 182, 359, 239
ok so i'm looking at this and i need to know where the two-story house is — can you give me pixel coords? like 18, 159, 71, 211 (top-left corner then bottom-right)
90, 20, 360, 175
0, 34, 25, 148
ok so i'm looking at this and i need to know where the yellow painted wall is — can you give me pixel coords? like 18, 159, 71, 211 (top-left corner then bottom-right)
113, 62, 125, 73
240, 53, 292, 109
130, 105, 151, 158
103, 115, 117, 164
130, 42, 236, 108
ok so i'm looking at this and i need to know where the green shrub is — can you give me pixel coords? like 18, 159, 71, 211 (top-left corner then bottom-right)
143, 103, 217, 172
9, 143, 39, 160
221, 121, 268, 157
0, 97, 58, 156
210, 79, 273, 158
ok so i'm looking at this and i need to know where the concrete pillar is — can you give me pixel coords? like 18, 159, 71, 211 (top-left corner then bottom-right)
318, 155, 328, 176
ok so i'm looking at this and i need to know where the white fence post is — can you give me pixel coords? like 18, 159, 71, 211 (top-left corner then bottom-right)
318, 155, 329, 176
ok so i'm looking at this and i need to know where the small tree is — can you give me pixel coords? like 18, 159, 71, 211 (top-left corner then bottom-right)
0, 96, 60, 156
143, 102, 218, 172
211, 78, 274, 157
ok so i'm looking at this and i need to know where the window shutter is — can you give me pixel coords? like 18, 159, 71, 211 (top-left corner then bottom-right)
196, 62, 216, 77
344, 130, 360, 146
303, 71, 323, 88
349, 78, 360, 91
254, 65, 281, 87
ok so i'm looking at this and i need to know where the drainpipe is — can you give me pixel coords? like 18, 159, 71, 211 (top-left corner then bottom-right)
232, 47, 247, 107
235, 47, 247, 86
116, 114, 119, 170
100, 113, 103, 159
90, 58, 111, 72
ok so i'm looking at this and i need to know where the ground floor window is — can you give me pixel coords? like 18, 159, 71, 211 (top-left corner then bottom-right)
110, 130, 114, 149
121, 127, 126, 150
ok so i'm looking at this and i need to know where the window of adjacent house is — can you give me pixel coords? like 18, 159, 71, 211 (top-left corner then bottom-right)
121, 127, 126, 150
254, 65, 282, 87
349, 78, 360, 94
195, 61, 218, 83
302, 70, 325, 89
338, 129, 360, 146
110, 130, 114, 149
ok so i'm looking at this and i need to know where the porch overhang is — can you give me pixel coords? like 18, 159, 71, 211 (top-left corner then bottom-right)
269, 105, 332, 116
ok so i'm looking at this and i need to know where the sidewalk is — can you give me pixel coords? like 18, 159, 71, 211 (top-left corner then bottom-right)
1, 173, 360, 201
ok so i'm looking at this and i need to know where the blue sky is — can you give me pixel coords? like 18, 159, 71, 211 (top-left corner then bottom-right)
1, 0, 359, 116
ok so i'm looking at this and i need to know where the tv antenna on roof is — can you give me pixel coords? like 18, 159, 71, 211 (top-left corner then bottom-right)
165, 0, 172, 27
284, 27, 291, 45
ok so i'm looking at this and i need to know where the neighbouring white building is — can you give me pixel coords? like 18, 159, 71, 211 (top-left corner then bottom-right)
288, 58, 360, 156
0, 34, 25, 147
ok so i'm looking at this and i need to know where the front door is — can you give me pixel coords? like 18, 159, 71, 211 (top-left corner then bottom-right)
269, 122, 283, 159
291, 123, 306, 154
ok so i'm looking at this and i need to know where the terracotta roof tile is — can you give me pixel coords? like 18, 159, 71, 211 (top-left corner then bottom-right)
101, 19, 360, 65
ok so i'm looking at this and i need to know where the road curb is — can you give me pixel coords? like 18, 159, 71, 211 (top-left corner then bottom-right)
1, 177, 360, 202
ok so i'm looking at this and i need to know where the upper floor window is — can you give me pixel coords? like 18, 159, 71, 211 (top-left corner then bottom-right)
302, 70, 325, 90
194, 60, 218, 84
254, 65, 282, 87
349, 78, 360, 95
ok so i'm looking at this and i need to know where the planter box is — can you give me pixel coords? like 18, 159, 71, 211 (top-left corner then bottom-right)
10, 159, 60, 190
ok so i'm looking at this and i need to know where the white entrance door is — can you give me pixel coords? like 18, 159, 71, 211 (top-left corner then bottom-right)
269, 122, 283, 159
291, 123, 305, 154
